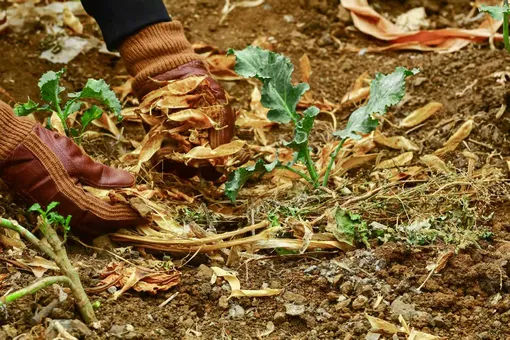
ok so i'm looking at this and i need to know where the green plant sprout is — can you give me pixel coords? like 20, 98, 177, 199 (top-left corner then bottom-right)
480, 1, 510, 53
0, 202, 96, 324
225, 46, 417, 202
14, 68, 122, 145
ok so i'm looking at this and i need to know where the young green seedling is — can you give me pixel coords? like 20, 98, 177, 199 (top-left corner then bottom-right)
480, 1, 510, 53
225, 46, 320, 201
14, 68, 122, 145
0, 202, 96, 324
322, 66, 419, 186
226, 46, 417, 202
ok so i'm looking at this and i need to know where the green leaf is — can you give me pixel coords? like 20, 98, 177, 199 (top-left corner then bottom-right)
70, 79, 121, 116
81, 105, 103, 130
480, 4, 510, 21
229, 46, 309, 123
334, 67, 419, 140
14, 99, 39, 116
28, 203, 43, 214
46, 201, 59, 213
283, 106, 320, 161
330, 208, 369, 247
64, 100, 83, 117
38, 69, 65, 107
225, 158, 279, 202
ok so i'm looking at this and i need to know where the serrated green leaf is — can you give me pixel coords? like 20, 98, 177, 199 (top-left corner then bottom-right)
480, 4, 510, 21
70, 79, 121, 116
229, 46, 309, 123
46, 201, 59, 213
335, 67, 418, 140
284, 106, 320, 161
81, 105, 103, 130
38, 69, 65, 107
14, 99, 39, 116
28, 203, 43, 214
225, 158, 279, 202
64, 100, 83, 117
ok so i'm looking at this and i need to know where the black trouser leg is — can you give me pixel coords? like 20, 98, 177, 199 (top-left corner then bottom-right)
81, 0, 171, 51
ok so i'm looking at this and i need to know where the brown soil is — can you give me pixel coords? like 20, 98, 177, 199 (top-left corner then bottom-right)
1, 0, 510, 339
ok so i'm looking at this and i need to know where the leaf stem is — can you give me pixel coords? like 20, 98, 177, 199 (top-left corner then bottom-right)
278, 165, 313, 184
303, 144, 319, 186
504, 0, 510, 52
322, 138, 347, 187
1, 276, 73, 305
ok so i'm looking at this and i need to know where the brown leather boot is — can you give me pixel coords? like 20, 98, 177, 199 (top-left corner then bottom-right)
0, 101, 146, 235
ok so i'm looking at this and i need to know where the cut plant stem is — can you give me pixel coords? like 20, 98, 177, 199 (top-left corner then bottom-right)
0, 218, 96, 324
322, 138, 346, 187
505, 0, 510, 52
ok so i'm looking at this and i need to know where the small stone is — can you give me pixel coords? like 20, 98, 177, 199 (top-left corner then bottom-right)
315, 276, 329, 290
432, 315, 446, 328
70, 320, 92, 337
327, 292, 339, 302
340, 281, 354, 296
352, 295, 368, 310
304, 265, 318, 274
273, 312, 286, 324
390, 297, 416, 321
228, 305, 245, 320
335, 297, 352, 311
50, 308, 74, 320
283, 291, 307, 305
337, 5, 351, 23
199, 283, 212, 295
196, 264, 213, 280
285, 303, 305, 316
283, 15, 294, 23
182, 318, 194, 328
269, 280, 282, 289
413, 311, 433, 328
109, 324, 137, 339
478, 332, 491, 339
332, 274, 344, 287
107, 286, 117, 294
218, 296, 229, 309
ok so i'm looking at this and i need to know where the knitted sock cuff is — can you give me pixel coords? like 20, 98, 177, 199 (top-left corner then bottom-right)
0, 101, 35, 160
119, 21, 202, 97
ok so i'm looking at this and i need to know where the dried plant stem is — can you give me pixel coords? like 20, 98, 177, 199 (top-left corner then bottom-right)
505, 0, 510, 53
322, 138, 346, 187
0, 218, 96, 324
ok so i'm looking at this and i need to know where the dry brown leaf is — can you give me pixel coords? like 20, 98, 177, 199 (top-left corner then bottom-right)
374, 132, 419, 151
91, 113, 122, 139
62, 6, 83, 34
113, 77, 134, 102
299, 54, 312, 83
338, 154, 379, 173
376, 152, 413, 169
49, 112, 66, 136
167, 108, 218, 129
434, 120, 474, 156
22, 256, 59, 278
341, 87, 370, 105
400, 102, 443, 128
420, 154, 450, 173
408, 329, 440, 340
185, 140, 246, 160
98, 263, 180, 300
211, 266, 281, 298
342, 0, 502, 53
366, 315, 400, 335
